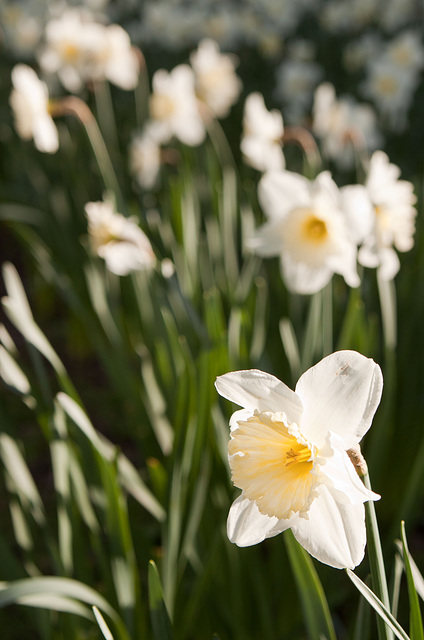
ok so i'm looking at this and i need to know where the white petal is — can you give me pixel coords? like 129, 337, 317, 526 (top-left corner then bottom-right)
320, 445, 380, 505
227, 494, 290, 547
229, 408, 252, 432
258, 171, 311, 220
215, 369, 303, 423
295, 350, 383, 448
378, 247, 400, 280
281, 255, 333, 295
246, 220, 284, 257
291, 484, 367, 569
340, 184, 374, 244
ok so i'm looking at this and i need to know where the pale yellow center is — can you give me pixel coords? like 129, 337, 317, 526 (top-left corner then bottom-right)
229, 411, 318, 519
301, 214, 328, 243
61, 42, 81, 63
90, 223, 119, 250
376, 75, 397, 96
150, 94, 176, 121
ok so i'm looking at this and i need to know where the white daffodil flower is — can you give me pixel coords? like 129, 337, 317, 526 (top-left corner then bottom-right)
190, 38, 242, 119
312, 83, 381, 170
342, 151, 417, 280
85, 199, 155, 276
9, 64, 59, 154
241, 92, 285, 172
248, 170, 360, 294
149, 65, 206, 147
39, 8, 139, 92
215, 350, 383, 569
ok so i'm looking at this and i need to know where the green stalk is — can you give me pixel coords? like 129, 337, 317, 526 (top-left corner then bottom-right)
50, 97, 125, 213
363, 471, 394, 640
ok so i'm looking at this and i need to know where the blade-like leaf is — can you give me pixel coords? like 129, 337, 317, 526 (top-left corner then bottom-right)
284, 530, 337, 640
148, 560, 173, 640
346, 569, 410, 640
400, 522, 424, 640
93, 605, 116, 640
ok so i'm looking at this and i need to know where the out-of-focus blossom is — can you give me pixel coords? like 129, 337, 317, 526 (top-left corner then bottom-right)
85, 198, 155, 276
39, 8, 139, 92
149, 65, 206, 146
361, 58, 417, 130
248, 170, 360, 294
343, 34, 383, 73
9, 64, 59, 153
361, 32, 423, 130
129, 126, 162, 190
380, 0, 421, 33
342, 151, 417, 280
274, 58, 323, 123
312, 83, 381, 170
385, 30, 424, 75
319, 0, 379, 33
215, 350, 382, 569
0, 0, 44, 56
99, 24, 140, 90
241, 92, 285, 172
190, 38, 242, 119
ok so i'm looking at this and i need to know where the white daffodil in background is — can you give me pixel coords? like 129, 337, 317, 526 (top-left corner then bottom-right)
85, 198, 156, 276
215, 350, 383, 569
39, 7, 140, 92
241, 92, 285, 172
149, 64, 206, 147
248, 170, 360, 294
9, 64, 59, 154
312, 82, 381, 170
190, 38, 242, 119
342, 151, 417, 280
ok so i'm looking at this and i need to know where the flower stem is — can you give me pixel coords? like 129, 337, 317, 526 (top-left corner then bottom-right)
50, 96, 125, 213
377, 270, 397, 351
363, 471, 395, 640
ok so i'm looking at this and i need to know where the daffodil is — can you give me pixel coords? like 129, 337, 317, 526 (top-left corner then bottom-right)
215, 350, 383, 569
190, 38, 242, 119
312, 82, 381, 170
241, 92, 285, 172
9, 64, 59, 154
341, 151, 417, 280
85, 198, 155, 276
248, 170, 360, 294
149, 65, 205, 147
39, 8, 140, 92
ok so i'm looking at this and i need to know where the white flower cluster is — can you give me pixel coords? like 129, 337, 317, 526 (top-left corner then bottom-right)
129, 38, 242, 190
38, 7, 140, 92
240, 84, 417, 293
247, 153, 416, 292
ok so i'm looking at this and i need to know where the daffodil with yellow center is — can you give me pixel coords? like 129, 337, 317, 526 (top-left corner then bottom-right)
149, 65, 205, 147
84, 199, 155, 276
247, 170, 359, 294
229, 411, 318, 519
216, 350, 383, 569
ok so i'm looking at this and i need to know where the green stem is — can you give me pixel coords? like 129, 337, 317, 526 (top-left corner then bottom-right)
364, 472, 394, 640
50, 97, 125, 213
377, 270, 397, 352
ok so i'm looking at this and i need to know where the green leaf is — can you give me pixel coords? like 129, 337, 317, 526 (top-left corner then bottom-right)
400, 522, 424, 640
148, 560, 174, 640
93, 605, 115, 640
56, 392, 166, 522
346, 569, 410, 640
284, 530, 337, 640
